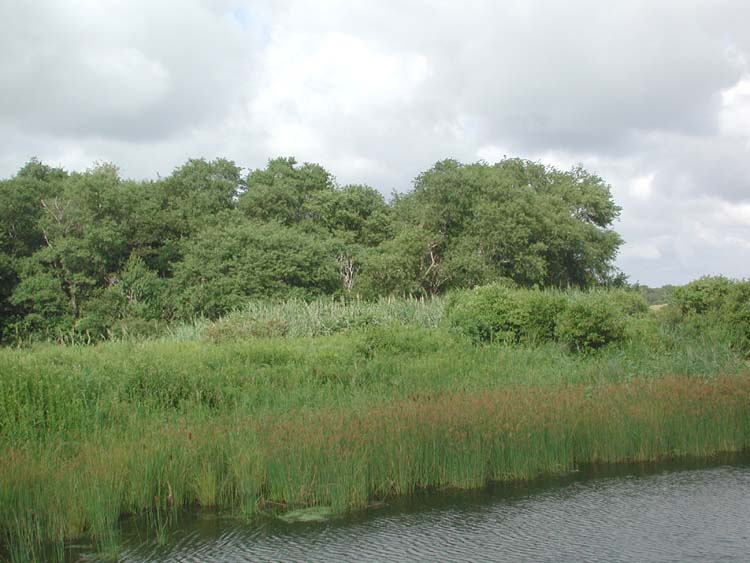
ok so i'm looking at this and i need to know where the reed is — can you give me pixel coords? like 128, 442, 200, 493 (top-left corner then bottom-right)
0, 311, 749, 561
164, 295, 447, 342
2, 375, 750, 561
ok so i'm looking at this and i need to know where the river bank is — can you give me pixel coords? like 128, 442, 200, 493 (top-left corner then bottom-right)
1, 322, 749, 561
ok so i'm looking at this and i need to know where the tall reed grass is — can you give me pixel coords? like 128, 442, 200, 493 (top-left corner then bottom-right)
1, 321, 745, 445
2, 375, 750, 561
165, 295, 447, 342
0, 300, 749, 561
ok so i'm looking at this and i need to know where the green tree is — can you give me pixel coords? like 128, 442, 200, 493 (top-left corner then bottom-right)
0, 160, 68, 339
239, 157, 335, 226
161, 158, 243, 233
388, 158, 622, 293
0, 154, 627, 342
358, 226, 449, 297
8, 163, 130, 336
238, 159, 393, 296
173, 217, 340, 318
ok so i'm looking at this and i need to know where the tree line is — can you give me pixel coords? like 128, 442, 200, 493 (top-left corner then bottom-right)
0, 156, 623, 342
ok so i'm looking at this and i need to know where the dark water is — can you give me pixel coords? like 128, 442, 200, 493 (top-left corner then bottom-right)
77, 455, 750, 563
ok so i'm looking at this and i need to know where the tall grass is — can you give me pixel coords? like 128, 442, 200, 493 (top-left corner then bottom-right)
164, 295, 447, 342
0, 294, 749, 561
1, 321, 745, 445
2, 376, 750, 561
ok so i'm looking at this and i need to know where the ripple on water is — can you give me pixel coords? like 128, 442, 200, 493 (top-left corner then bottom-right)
106, 464, 750, 563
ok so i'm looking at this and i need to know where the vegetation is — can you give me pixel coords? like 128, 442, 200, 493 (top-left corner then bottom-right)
2, 155, 749, 561
1, 284, 750, 560
633, 283, 675, 305
669, 276, 750, 352
0, 156, 624, 344
444, 285, 648, 350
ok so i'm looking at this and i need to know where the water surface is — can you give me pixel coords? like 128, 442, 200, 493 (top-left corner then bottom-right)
76, 455, 750, 563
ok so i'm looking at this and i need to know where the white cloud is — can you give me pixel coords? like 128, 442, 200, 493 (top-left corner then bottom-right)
629, 174, 655, 201
620, 242, 662, 260
720, 77, 750, 141
0, 0, 256, 141
718, 202, 750, 226
81, 48, 170, 112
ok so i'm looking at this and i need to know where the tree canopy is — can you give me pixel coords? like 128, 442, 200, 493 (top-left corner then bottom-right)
0, 155, 624, 342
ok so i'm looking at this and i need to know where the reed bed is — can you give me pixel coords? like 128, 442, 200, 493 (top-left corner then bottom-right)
1, 321, 745, 443
2, 375, 750, 561
0, 319, 749, 561
165, 295, 447, 342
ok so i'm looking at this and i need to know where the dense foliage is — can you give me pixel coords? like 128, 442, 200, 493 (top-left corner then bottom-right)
0, 156, 624, 343
670, 276, 750, 352
445, 285, 647, 351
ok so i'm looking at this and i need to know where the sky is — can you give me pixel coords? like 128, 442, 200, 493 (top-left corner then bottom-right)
1, 0, 749, 286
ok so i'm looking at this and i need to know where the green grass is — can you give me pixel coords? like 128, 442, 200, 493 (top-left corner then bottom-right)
164, 295, 447, 342
0, 301, 749, 561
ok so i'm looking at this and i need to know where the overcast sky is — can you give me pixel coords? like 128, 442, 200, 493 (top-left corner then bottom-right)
1, 0, 749, 286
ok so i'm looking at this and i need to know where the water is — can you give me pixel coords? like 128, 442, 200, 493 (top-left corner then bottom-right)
75, 456, 750, 563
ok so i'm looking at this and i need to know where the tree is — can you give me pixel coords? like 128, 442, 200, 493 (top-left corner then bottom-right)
239, 157, 335, 226
161, 158, 243, 233
173, 217, 340, 318
0, 161, 67, 339
238, 159, 393, 296
358, 226, 449, 297
6, 162, 131, 338
387, 158, 622, 293
0, 154, 626, 342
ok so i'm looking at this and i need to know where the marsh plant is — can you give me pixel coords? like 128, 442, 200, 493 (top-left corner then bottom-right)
1, 284, 749, 561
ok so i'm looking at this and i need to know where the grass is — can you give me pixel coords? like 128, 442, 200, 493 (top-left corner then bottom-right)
0, 298, 749, 561
164, 295, 447, 342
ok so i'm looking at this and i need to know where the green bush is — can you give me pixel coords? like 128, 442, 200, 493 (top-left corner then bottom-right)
668, 277, 750, 354
606, 289, 648, 316
522, 290, 569, 341
670, 276, 734, 315
555, 292, 626, 352
354, 324, 449, 358
446, 284, 566, 344
447, 284, 521, 343
721, 281, 750, 352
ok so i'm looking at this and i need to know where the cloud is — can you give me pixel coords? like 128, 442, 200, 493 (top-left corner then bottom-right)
629, 175, 656, 202
0, 0, 258, 142
1, 0, 749, 285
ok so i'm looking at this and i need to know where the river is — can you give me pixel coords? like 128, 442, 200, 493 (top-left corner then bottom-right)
73, 454, 750, 563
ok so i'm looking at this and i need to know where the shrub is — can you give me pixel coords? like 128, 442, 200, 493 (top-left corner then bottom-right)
555, 292, 626, 352
354, 324, 448, 358
74, 290, 128, 342
606, 289, 649, 316
670, 276, 734, 315
522, 290, 569, 342
721, 281, 750, 352
446, 284, 566, 344
447, 284, 523, 343
668, 277, 750, 354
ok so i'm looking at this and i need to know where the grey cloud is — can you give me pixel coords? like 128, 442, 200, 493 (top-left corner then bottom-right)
0, 0, 260, 142
1, 0, 749, 285
641, 134, 750, 203
266, 1, 743, 154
